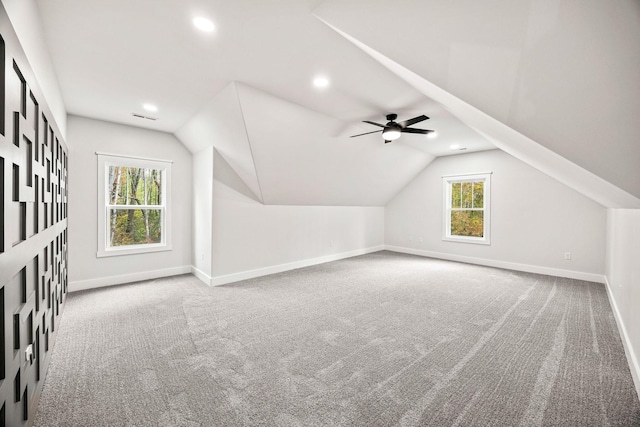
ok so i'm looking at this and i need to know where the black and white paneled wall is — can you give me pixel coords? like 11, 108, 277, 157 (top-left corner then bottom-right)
0, 5, 68, 426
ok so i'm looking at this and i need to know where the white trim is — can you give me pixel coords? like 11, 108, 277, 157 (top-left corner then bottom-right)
96, 244, 172, 258
68, 265, 191, 292
443, 173, 491, 245
603, 277, 640, 399
190, 265, 213, 285
384, 245, 606, 283
95, 151, 173, 164
207, 245, 385, 287
97, 154, 172, 258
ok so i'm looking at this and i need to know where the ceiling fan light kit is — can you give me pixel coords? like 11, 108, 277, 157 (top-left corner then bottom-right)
381, 124, 401, 141
351, 113, 434, 143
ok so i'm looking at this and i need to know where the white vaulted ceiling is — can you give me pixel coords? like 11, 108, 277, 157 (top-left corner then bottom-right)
35, 0, 441, 133
176, 81, 496, 206
313, 0, 640, 205
35, 0, 640, 207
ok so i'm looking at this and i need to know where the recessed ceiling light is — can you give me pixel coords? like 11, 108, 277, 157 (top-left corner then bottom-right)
143, 103, 158, 112
313, 76, 330, 88
193, 17, 215, 32
427, 131, 438, 139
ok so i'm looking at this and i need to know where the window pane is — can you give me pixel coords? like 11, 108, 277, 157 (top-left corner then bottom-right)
473, 181, 484, 208
143, 168, 163, 206
451, 210, 484, 237
108, 209, 162, 247
461, 182, 473, 208
108, 166, 162, 205
108, 166, 123, 205
451, 182, 461, 208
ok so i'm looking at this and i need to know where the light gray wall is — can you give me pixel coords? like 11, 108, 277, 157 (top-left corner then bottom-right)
182, 109, 386, 286
209, 177, 385, 283
67, 115, 192, 291
191, 146, 214, 279
385, 149, 606, 278
606, 209, 640, 395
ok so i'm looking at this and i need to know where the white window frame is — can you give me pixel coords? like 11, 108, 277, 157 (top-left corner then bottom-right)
442, 172, 492, 245
97, 153, 172, 257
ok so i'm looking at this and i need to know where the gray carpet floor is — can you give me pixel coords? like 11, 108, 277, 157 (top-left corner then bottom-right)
34, 251, 640, 426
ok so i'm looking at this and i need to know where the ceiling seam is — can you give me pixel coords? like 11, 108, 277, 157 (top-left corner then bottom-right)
233, 82, 266, 205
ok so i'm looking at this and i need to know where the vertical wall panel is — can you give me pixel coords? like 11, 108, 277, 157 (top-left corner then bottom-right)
0, 4, 68, 425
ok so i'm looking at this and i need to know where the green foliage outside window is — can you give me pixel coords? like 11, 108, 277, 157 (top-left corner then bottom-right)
109, 166, 162, 205
450, 181, 484, 237
107, 166, 163, 247
109, 209, 162, 246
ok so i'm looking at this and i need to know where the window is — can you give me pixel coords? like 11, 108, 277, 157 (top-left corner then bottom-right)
97, 154, 172, 257
443, 173, 491, 245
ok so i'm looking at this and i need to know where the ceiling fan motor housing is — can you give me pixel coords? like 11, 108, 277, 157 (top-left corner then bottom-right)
350, 113, 432, 142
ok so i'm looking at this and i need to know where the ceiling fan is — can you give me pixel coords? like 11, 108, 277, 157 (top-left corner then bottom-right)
350, 113, 434, 143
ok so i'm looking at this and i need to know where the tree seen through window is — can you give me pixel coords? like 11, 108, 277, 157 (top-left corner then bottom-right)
107, 166, 163, 247
450, 180, 484, 238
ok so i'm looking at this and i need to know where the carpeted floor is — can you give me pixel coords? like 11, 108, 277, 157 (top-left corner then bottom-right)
34, 251, 640, 426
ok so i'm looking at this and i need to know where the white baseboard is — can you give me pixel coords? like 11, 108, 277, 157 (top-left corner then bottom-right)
604, 277, 640, 399
384, 245, 606, 284
190, 265, 213, 285
69, 265, 192, 292
207, 245, 385, 287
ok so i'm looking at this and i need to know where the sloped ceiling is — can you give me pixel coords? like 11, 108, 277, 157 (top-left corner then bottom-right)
177, 79, 496, 206
179, 82, 486, 206
314, 18, 640, 208
212, 147, 261, 203
37, 0, 495, 207
175, 82, 264, 203
35, 0, 640, 208
314, 0, 640, 205
236, 83, 436, 206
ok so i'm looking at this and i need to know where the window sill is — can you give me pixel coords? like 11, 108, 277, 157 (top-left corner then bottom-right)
442, 236, 491, 246
97, 244, 172, 258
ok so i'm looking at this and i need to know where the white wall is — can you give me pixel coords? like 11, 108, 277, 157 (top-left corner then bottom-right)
2, 0, 67, 137
606, 209, 640, 396
191, 146, 214, 281
67, 115, 192, 291
207, 176, 385, 285
385, 149, 606, 281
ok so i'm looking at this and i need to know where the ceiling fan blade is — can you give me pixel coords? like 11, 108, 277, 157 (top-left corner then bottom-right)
350, 129, 383, 138
363, 120, 386, 128
397, 115, 429, 128
401, 128, 433, 134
